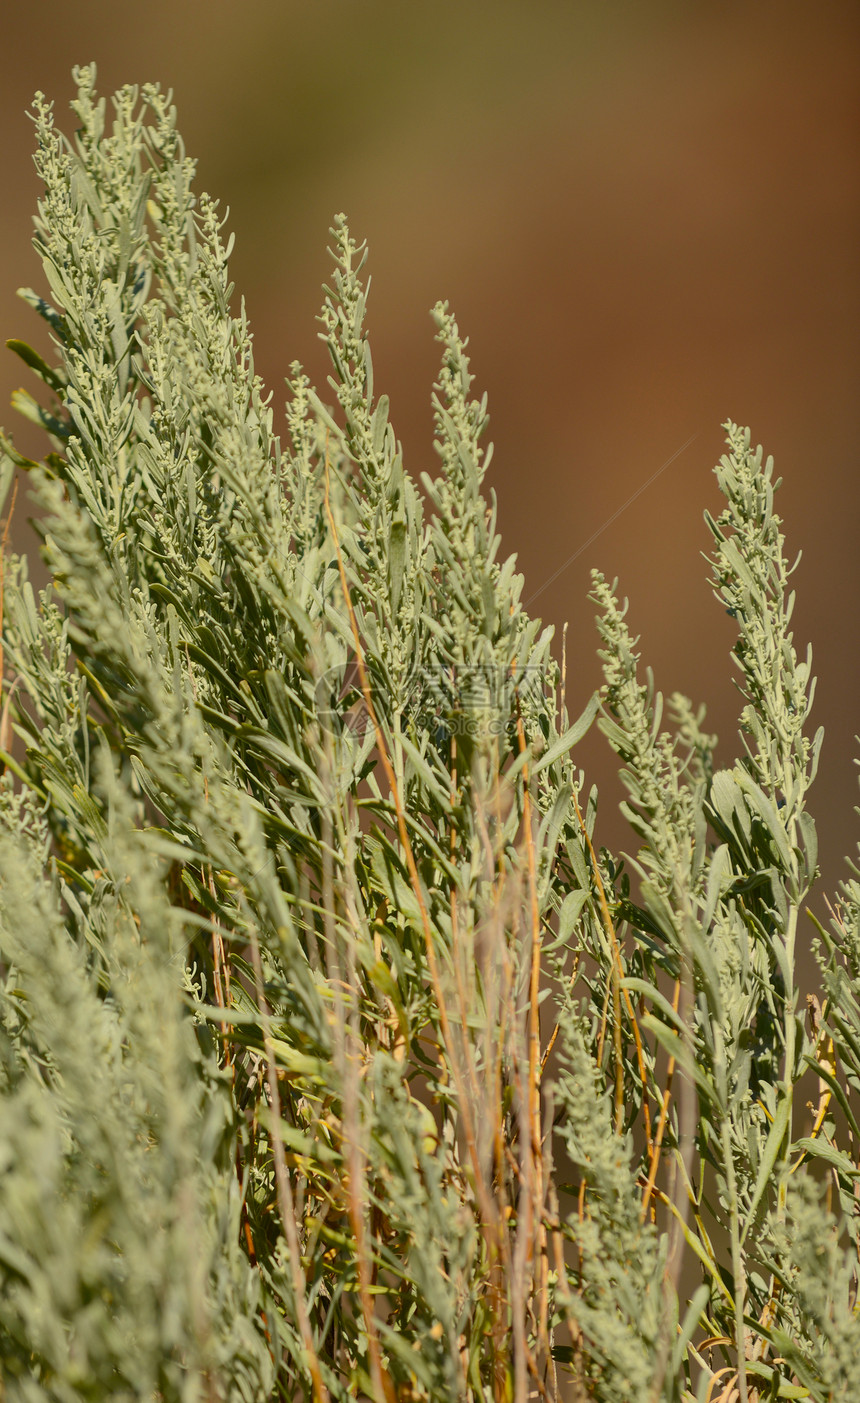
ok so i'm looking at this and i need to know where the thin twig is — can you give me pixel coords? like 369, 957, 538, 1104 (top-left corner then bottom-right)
323, 442, 503, 1327
247, 923, 330, 1403
0, 478, 19, 755
569, 782, 653, 1146
640, 979, 681, 1223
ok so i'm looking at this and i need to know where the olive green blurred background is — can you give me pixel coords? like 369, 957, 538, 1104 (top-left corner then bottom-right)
1, 1, 857, 909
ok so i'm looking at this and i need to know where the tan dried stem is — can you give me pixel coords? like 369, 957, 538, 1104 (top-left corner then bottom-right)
321, 781, 396, 1403
323, 443, 504, 1380
569, 782, 653, 1147
246, 922, 330, 1403
640, 979, 681, 1223
0, 477, 19, 756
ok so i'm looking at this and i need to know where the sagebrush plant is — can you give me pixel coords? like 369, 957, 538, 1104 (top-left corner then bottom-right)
0, 66, 857, 1402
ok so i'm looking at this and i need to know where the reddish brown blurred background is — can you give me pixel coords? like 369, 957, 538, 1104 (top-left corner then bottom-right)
1, 0, 858, 917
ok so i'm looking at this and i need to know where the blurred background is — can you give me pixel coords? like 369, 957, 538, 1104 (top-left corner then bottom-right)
0, 0, 857, 915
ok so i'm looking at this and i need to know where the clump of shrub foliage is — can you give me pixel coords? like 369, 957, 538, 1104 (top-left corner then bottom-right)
0, 66, 858, 1403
